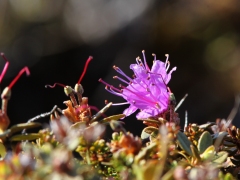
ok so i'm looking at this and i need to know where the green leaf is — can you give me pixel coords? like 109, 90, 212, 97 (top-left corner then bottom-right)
214, 132, 228, 150
70, 121, 86, 130
141, 126, 158, 139
176, 131, 192, 156
150, 131, 159, 141
138, 118, 161, 124
133, 160, 164, 180
141, 131, 150, 139
198, 122, 215, 129
201, 145, 215, 160
190, 145, 201, 160
100, 114, 125, 123
10, 133, 42, 141
223, 173, 234, 180
212, 151, 228, 164
0, 129, 11, 139
198, 131, 213, 154
10, 122, 42, 134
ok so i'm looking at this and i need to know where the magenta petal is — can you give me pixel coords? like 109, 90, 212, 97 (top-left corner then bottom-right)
136, 109, 154, 119
130, 64, 148, 79
136, 111, 150, 119
151, 60, 166, 75
165, 67, 177, 84
123, 104, 138, 116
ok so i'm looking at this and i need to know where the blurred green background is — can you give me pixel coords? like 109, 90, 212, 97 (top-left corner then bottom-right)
0, 0, 240, 134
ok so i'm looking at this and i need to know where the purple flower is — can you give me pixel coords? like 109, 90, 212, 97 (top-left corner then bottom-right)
99, 51, 176, 119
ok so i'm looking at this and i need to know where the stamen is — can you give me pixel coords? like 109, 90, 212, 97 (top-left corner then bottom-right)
136, 58, 144, 69
113, 66, 132, 81
8, 67, 30, 89
165, 54, 169, 67
152, 53, 156, 62
135, 57, 140, 65
166, 61, 170, 71
113, 76, 130, 85
105, 86, 122, 96
77, 56, 93, 84
167, 87, 172, 93
45, 83, 66, 88
119, 84, 156, 105
99, 78, 121, 93
142, 50, 150, 71
0, 53, 10, 83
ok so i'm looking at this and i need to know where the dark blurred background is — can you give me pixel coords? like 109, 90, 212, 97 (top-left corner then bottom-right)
0, 0, 240, 135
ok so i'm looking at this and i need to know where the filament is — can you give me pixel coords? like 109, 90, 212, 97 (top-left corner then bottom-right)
142, 50, 150, 71
113, 76, 130, 85
99, 78, 121, 93
113, 66, 132, 81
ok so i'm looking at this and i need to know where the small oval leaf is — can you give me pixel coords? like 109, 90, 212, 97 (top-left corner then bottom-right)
141, 127, 158, 139
176, 131, 192, 156
198, 131, 213, 154
10, 122, 42, 134
10, 133, 42, 141
100, 114, 125, 123
212, 151, 228, 164
214, 132, 228, 150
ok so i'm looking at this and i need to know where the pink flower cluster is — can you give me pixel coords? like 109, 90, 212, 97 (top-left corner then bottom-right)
100, 51, 176, 119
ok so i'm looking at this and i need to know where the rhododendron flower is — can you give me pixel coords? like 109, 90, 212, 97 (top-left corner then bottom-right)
99, 51, 176, 119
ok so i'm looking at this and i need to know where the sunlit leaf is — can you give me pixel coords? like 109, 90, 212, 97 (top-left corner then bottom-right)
176, 131, 192, 156
10, 122, 42, 134
10, 133, 42, 141
198, 131, 213, 154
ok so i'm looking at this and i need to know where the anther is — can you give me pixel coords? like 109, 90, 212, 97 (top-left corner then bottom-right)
113, 65, 118, 70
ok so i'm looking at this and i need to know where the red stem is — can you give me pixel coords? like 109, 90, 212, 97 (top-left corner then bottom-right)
45, 82, 66, 88
0, 53, 10, 83
77, 56, 93, 84
8, 67, 30, 89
